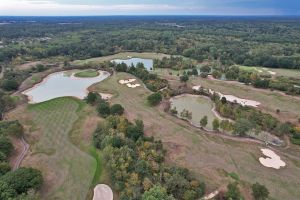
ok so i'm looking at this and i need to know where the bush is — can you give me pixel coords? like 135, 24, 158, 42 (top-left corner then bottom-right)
147, 93, 162, 106
1, 80, 19, 91
85, 92, 101, 105
252, 182, 269, 200
110, 104, 124, 115
0, 162, 10, 176
180, 75, 189, 82
0, 167, 43, 194
97, 102, 110, 117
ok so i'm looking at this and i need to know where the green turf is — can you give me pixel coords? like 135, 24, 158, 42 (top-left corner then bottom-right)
74, 70, 99, 78
28, 97, 97, 200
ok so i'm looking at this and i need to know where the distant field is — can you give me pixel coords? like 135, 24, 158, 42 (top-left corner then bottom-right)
10, 98, 97, 200
72, 52, 170, 66
92, 72, 300, 200
237, 65, 300, 78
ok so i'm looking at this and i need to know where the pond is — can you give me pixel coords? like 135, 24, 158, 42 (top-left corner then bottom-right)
22, 70, 110, 103
111, 57, 153, 71
170, 94, 217, 130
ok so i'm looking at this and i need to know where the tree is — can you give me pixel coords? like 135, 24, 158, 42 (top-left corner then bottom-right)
0, 167, 43, 194
1, 80, 19, 91
0, 136, 13, 156
0, 180, 16, 200
180, 75, 189, 83
97, 102, 110, 117
233, 118, 254, 136
200, 65, 211, 73
0, 162, 10, 176
147, 93, 162, 106
200, 116, 208, 128
221, 97, 227, 104
225, 182, 242, 200
110, 104, 124, 115
142, 185, 175, 200
85, 92, 100, 105
252, 182, 269, 200
212, 119, 220, 131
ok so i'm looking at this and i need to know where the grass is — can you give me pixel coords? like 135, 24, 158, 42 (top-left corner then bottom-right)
91, 72, 300, 200
72, 52, 170, 66
25, 97, 97, 200
152, 68, 300, 125
237, 65, 300, 78
74, 70, 99, 78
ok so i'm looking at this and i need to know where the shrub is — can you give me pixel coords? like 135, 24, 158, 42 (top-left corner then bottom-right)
0, 167, 43, 194
147, 93, 162, 106
110, 104, 124, 115
1, 80, 19, 91
252, 182, 269, 200
97, 102, 110, 117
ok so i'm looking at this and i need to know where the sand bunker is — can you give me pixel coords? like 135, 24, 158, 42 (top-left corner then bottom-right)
99, 93, 113, 100
192, 85, 201, 91
259, 149, 286, 169
127, 83, 141, 88
119, 79, 136, 84
119, 79, 141, 88
268, 71, 276, 75
93, 184, 113, 200
208, 89, 260, 107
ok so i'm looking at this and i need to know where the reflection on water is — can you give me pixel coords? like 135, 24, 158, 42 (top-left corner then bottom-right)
23, 70, 110, 103
112, 58, 153, 71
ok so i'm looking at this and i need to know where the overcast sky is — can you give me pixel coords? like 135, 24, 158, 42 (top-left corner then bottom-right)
0, 0, 299, 16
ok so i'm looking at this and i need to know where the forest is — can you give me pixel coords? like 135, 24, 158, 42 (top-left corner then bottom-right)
1, 16, 300, 70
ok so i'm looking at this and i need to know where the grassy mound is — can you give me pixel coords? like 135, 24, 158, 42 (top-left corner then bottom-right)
74, 70, 99, 78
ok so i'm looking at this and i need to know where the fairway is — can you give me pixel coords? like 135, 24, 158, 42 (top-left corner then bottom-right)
72, 52, 170, 66
92, 72, 300, 200
23, 98, 96, 199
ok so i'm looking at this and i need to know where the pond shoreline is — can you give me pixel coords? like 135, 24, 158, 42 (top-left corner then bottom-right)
169, 93, 283, 147
22, 69, 110, 104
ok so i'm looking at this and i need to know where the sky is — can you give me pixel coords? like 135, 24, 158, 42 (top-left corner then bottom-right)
0, 0, 299, 16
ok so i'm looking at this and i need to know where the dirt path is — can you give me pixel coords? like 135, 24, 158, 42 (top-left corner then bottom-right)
12, 137, 29, 171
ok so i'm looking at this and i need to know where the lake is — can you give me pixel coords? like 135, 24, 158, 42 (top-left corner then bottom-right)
111, 57, 153, 70
22, 70, 110, 103
170, 94, 217, 130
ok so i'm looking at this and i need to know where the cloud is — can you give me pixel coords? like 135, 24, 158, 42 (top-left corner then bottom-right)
0, 0, 284, 15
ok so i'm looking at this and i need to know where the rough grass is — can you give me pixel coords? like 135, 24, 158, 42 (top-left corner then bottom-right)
237, 65, 300, 78
152, 68, 300, 125
72, 52, 170, 66
92, 72, 300, 200
74, 70, 99, 78
26, 97, 96, 200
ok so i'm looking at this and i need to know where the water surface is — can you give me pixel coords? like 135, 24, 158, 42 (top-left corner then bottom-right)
23, 70, 110, 103
170, 95, 216, 130
112, 57, 153, 70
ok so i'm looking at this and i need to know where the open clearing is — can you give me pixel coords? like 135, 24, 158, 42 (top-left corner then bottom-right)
92, 72, 300, 200
72, 52, 170, 66
237, 65, 300, 78
7, 97, 97, 200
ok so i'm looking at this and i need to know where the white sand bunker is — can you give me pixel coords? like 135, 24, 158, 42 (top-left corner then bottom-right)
259, 148, 286, 169
268, 71, 276, 75
208, 89, 260, 107
119, 79, 136, 84
127, 83, 141, 88
99, 93, 113, 100
119, 79, 141, 88
192, 85, 201, 91
93, 184, 113, 200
